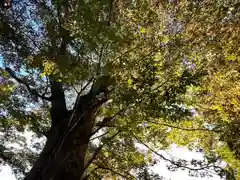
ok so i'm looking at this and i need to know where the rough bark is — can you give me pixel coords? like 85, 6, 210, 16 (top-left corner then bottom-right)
24, 78, 109, 180
24, 110, 93, 180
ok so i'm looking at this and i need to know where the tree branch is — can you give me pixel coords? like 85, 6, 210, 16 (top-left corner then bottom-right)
41, 77, 50, 97
107, 0, 114, 25
130, 131, 221, 172
82, 167, 100, 180
96, 43, 107, 75
58, 26, 74, 54
91, 162, 132, 180
79, 77, 94, 95
67, 77, 94, 127
89, 109, 125, 138
5, 67, 51, 101
90, 131, 110, 141
148, 121, 220, 133
84, 130, 121, 174
49, 78, 68, 122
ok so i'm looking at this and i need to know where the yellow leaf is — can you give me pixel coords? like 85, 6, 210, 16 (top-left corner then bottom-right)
226, 55, 237, 61
176, 71, 182, 77
161, 36, 169, 44
128, 79, 133, 85
139, 27, 146, 34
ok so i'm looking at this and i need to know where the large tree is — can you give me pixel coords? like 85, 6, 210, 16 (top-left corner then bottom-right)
0, 0, 239, 180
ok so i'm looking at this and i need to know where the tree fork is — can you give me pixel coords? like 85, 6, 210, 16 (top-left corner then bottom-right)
24, 76, 112, 180
24, 98, 102, 180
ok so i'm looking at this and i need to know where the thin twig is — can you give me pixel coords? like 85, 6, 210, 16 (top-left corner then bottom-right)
92, 162, 132, 180
71, 84, 79, 94
79, 77, 94, 95
89, 108, 125, 138
98, 43, 106, 68
148, 121, 220, 132
90, 131, 110, 141
130, 131, 218, 171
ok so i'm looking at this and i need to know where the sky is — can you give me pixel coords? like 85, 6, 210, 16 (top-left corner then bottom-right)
151, 145, 223, 180
0, 144, 223, 180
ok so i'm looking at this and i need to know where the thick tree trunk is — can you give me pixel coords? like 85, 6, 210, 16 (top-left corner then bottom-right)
24, 94, 105, 180
24, 75, 111, 180
24, 112, 93, 180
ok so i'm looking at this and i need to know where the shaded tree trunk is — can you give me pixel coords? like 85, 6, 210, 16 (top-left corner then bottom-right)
24, 79, 109, 180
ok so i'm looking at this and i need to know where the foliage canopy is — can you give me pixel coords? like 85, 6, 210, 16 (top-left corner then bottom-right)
0, 0, 240, 180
